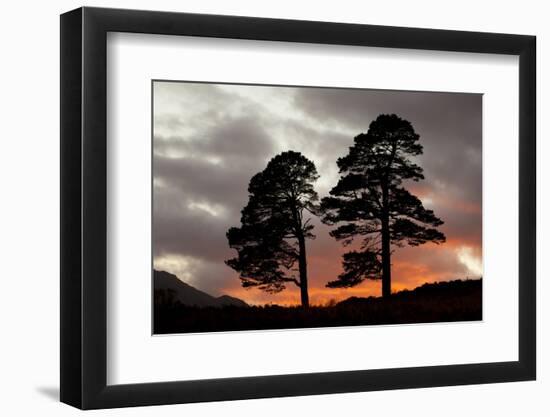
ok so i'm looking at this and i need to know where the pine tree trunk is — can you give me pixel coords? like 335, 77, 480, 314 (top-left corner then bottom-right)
297, 233, 310, 308
381, 217, 391, 298
381, 183, 391, 298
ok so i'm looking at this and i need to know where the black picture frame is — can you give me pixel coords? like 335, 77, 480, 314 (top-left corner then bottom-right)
60, 6, 536, 410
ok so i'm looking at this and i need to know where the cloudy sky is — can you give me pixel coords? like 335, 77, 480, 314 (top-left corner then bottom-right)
153, 81, 482, 306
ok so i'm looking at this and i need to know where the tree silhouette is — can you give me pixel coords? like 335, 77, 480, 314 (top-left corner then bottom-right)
226, 151, 319, 307
321, 114, 446, 297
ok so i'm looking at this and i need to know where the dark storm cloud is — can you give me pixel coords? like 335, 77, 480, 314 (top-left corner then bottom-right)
155, 117, 275, 160
153, 150, 268, 273
154, 155, 252, 212
293, 88, 481, 146
153, 81, 482, 299
152, 83, 283, 293
293, 88, 482, 202
153, 114, 276, 208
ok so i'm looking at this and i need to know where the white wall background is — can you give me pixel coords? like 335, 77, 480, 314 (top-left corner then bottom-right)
0, 0, 545, 415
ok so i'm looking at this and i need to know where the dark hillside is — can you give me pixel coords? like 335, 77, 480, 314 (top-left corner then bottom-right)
154, 270, 248, 308
154, 278, 481, 334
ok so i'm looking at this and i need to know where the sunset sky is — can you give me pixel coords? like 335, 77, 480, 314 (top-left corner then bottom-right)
153, 81, 482, 306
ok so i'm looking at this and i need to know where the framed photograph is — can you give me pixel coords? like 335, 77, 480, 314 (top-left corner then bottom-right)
60, 6, 536, 409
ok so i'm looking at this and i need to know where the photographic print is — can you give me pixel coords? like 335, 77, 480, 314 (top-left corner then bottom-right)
152, 81, 482, 334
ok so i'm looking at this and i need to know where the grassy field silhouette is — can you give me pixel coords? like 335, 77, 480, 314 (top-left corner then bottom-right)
154, 279, 482, 334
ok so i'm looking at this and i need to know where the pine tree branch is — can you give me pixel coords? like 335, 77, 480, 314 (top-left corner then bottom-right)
281, 277, 301, 287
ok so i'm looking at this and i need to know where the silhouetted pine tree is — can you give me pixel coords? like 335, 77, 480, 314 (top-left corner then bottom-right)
226, 151, 319, 307
321, 114, 446, 297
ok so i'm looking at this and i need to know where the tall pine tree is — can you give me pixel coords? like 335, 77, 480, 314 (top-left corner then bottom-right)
226, 151, 319, 307
321, 114, 446, 297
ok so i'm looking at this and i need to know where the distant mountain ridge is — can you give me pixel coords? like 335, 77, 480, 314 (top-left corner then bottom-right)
154, 269, 248, 308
